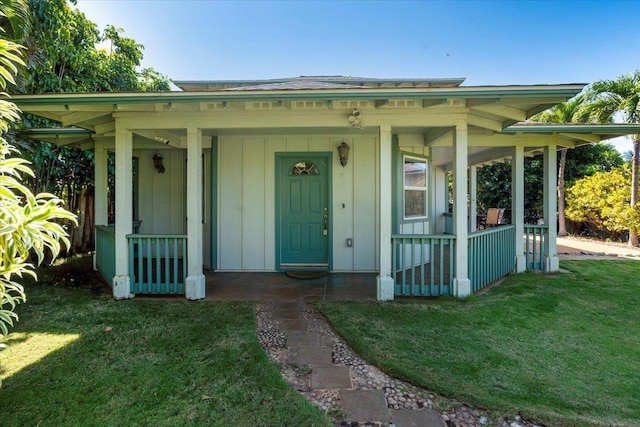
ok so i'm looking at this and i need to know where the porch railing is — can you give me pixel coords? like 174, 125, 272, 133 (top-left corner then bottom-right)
391, 234, 456, 296
524, 225, 547, 270
468, 225, 516, 292
127, 234, 187, 294
95, 225, 115, 285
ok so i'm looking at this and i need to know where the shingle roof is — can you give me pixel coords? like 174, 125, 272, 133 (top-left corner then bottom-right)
174, 76, 466, 92
222, 80, 365, 91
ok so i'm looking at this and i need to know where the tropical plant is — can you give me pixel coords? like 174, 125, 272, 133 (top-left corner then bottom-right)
1, 0, 76, 368
565, 165, 640, 240
0, 0, 29, 41
578, 71, 640, 245
0, 140, 77, 336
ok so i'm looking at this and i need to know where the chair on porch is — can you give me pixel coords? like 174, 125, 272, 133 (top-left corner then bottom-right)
483, 208, 505, 228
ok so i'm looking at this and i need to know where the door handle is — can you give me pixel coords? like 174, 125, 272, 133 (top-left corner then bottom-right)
323, 211, 328, 235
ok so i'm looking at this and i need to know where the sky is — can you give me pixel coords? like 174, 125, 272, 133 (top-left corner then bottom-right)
73, 0, 640, 152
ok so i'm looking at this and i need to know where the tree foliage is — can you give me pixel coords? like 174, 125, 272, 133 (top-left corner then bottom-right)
476, 144, 621, 224
23, 1, 170, 93
565, 165, 640, 239
578, 71, 640, 245
477, 157, 544, 223
10, 0, 170, 254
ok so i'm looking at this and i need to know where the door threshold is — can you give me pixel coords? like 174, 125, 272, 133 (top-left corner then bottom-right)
280, 263, 329, 272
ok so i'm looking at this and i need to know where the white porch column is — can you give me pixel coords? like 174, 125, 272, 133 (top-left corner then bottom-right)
512, 145, 526, 272
377, 124, 394, 301
185, 127, 206, 300
113, 127, 134, 299
543, 144, 559, 272
453, 121, 471, 297
93, 140, 108, 271
469, 165, 478, 232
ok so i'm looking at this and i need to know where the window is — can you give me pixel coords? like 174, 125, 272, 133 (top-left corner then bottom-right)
403, 156, 428, 219
290, 161, 319, 175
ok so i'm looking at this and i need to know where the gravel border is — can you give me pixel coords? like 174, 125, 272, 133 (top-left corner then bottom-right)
255, 301, 545, 427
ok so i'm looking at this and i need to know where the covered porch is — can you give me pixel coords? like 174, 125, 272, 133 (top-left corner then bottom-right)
14, 78, 640, 301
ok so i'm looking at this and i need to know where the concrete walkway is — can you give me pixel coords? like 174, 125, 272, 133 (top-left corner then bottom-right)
557, 236, 640, 259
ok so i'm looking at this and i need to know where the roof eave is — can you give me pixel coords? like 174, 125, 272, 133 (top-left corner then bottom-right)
504, 123, 640, 135
172, 77, 468, 91
11, 84, 586, 107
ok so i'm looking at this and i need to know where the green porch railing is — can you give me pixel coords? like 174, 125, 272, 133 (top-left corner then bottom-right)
468, 225, 516, 292
391, 234, 456, 296
95, 225, 116, 285
524, 224, 548, 270
127, 234, 187, 294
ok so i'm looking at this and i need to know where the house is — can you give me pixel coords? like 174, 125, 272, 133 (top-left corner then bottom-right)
14, 76, 640, 300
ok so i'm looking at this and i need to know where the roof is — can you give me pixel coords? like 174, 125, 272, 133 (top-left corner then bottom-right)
222, 80, 366, 91
505, 121, 640, 133
10, 83, 590, 153
174, 76, 467, 91
11, 84, 586, 105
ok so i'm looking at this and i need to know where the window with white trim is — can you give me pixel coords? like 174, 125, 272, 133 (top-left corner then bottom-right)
403, 156, 428, 219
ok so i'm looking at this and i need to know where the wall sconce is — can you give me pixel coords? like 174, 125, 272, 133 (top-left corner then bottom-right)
153, 153, 165, 173
337, 142, 350, 167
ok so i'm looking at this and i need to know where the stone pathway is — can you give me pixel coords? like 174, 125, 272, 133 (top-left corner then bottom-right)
256, 301, 541, 427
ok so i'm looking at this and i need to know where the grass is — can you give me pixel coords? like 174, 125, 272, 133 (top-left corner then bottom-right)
317, 260, 640, 427
0, 256, 332, 427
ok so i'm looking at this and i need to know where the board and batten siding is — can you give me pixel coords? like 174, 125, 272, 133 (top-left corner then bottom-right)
217, 135, 379, 272
136, 149, 186, 236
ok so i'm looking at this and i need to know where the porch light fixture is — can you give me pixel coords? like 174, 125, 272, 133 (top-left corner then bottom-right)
153, 153, 165, 173
337, 142, 350, 167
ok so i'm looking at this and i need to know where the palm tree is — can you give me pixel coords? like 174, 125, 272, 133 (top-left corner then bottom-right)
579, 71, 640, 246
531, 95, 586, 236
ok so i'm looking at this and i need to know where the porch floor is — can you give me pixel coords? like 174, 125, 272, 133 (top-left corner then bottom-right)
204, 271, 377, 301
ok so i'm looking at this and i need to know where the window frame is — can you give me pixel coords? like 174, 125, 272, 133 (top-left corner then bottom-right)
402, 154, 429, 221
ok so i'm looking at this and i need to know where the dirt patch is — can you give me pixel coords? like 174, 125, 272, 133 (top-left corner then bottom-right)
27, 254, 110, 295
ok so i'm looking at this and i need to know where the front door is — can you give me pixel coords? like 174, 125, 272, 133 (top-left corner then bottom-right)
276, 153, 331, 270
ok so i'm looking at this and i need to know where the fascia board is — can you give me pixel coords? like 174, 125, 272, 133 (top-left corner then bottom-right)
504, 124, 640, 135
11, 85, 586, 107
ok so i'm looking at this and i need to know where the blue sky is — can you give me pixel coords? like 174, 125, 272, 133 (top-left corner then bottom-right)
74, 0, 640, 151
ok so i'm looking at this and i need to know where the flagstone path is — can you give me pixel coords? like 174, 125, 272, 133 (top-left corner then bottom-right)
256, 301, 540, 427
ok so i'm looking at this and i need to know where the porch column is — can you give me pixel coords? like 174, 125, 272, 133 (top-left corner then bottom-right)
543, 143, 559, 271
453, 121, 471, 297
93, 140, 108, 271
185, 127, 206, 300
512, 145, 526, 272
469, 165, 478, 232
113, 127, 134, 299
377, 124, 394, 301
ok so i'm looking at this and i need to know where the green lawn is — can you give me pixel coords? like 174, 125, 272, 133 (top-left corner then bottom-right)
317, 260, 640, 427
0, 258, 331, 427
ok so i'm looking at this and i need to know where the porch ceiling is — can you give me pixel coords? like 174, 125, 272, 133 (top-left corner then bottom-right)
430, 123, 640, 170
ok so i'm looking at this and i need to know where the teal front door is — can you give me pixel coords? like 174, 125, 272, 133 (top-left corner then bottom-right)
277, 154, 331, 270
